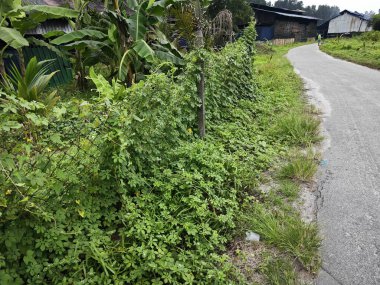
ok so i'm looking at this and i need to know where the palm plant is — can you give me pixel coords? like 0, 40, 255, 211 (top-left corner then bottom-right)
1, 57, 59, 113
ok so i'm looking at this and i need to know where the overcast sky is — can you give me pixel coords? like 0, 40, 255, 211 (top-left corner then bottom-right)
300, 0, 380, 13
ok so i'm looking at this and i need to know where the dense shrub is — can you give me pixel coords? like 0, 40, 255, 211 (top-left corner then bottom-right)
0, 23, 260, 284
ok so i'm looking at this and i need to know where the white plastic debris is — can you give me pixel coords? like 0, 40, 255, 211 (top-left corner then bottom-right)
245, 231, 260, 242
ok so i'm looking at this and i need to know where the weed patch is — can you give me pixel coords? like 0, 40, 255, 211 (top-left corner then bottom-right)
260, 255, 299, 285
279, 152, 318, 182
273, 112, 321, 146
246, 203, 321, 272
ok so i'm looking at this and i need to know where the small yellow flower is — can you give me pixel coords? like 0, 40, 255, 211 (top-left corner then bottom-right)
187, 128, 193, 134
6, 190, 12, 195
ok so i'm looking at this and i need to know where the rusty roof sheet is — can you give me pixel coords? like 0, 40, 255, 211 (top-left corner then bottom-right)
254, 8, 320, 21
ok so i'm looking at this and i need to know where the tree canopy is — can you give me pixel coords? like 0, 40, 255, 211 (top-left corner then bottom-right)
208, 0, 253, 29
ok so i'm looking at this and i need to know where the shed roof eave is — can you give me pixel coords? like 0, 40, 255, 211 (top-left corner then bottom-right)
253, 8, 320, 21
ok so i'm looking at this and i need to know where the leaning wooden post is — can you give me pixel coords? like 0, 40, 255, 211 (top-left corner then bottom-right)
197, 58, 206, 139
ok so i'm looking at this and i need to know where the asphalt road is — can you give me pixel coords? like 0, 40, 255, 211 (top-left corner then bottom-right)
287, 44, 380, 285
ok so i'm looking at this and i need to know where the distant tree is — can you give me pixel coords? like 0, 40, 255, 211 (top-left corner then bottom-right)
250, 0, 272, 6
364, 11, 376, 20
208, 0, 253, 29
273, 0, 303, 10
303, 4, 340, 24
371, 14, 380, 31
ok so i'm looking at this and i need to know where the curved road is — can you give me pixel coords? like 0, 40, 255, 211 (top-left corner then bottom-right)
287, 44, 380, 285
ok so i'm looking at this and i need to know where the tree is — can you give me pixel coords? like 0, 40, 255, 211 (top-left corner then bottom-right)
208, 0, 253, 29
274, 0, 303, 10
250, 0, 272, 6
371, 14, 380, 31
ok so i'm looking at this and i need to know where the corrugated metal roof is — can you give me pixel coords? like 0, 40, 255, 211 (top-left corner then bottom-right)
22, 0, 66, 5
328, 10, 370, 22
250, 3, 305, 15
25, 20, 73, 35
254, 8, 320, 21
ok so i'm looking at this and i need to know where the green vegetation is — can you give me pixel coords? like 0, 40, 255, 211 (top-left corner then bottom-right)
321, 31, 380, 69
279, 152, 318, 182
273, 112, 321, 146
233, 44, 321, 283
259, 256, 299, 285
371, 14, 380, 31
0, 0, 322, 283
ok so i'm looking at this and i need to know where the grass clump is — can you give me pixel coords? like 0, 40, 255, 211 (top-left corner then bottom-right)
260, 256, 299, 285
278, 180, 300, 201
273, 112, 321, 146
321, 31, 380, 69
279, 152, 318, 182
248, 203, 321, 272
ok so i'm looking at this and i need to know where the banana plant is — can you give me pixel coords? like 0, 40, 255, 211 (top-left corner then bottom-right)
0, 0, 78, 76
51, 0, 184, 86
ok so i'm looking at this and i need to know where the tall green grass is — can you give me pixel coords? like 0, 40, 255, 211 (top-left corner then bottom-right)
249, 203, 321, 272
321, 31, 380, 69
273, 112, 321, 146
279, 152, 318, 182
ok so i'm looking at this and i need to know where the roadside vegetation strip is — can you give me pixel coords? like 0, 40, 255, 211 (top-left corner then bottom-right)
320, 31, 380, 70
0, 27, 321, 283
232, 44, 322, 284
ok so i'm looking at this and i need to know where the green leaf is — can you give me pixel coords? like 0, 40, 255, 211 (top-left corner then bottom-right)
88, 67, 112, 97
0, 0, 21, 16
133, 39, 155, 61
155, 50, 184, 65
28, 37, 69, 58
43, 30, 65, 39
19, 196, 29, 203
20, 5, 79, 19
118, 49, 137, 81
51, 29, 106, 45
0, 27, 29, 49
62, 40, 107, 50
127, 3, 148, 41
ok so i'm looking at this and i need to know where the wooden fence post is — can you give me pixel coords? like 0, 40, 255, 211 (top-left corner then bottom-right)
197, 59, 206, 139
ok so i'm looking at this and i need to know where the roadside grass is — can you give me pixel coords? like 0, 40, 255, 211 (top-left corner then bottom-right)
278, 180, 300, 201
234, 43, 322, 284
279, 152, 318, 182
259, 255, 299, 285
320, 31, 380, 69
247, 203, 321, 272
273, 112, 322, 147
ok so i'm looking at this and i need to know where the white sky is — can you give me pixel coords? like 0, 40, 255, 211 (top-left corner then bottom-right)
300, 0, 380, 13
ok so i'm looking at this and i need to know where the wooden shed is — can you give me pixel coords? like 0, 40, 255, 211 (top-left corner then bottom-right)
327, 10, 372, 36
250, 3, 319, 42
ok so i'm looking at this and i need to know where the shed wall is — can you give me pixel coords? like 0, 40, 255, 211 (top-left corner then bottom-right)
328, 13, 372, 34
274, 20, 316, 41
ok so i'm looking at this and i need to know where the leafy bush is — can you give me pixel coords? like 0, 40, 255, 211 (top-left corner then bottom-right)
361, 31, 380, 42
371, 14, 380, 31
